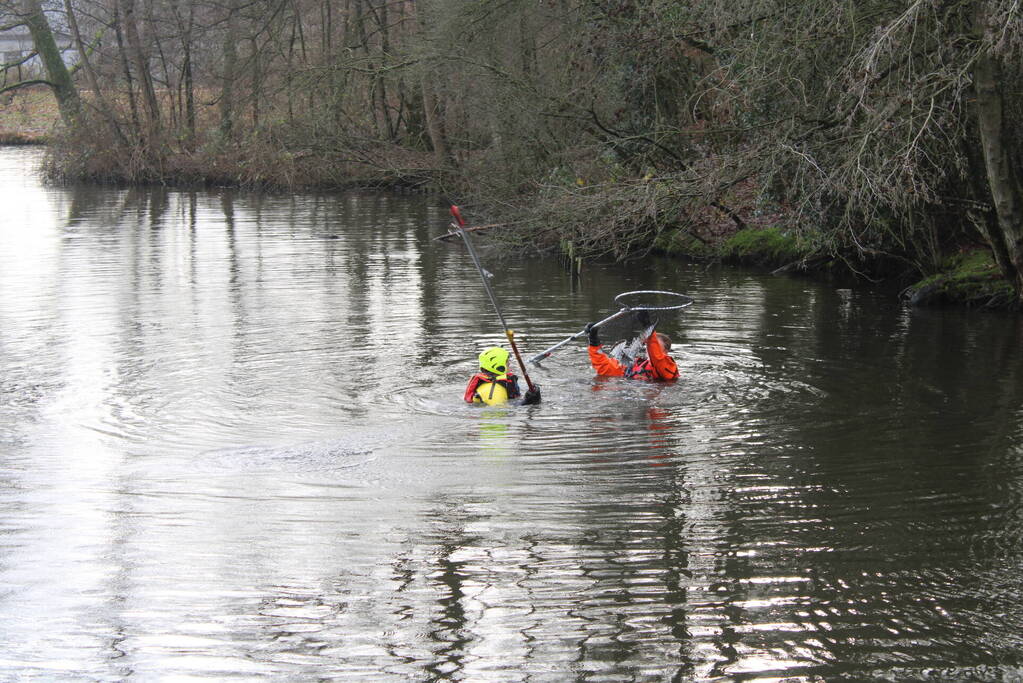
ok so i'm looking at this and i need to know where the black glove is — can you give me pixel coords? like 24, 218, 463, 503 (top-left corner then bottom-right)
585, 322, 600, 346
522, 385, 541, 405
636, 310, 652, 327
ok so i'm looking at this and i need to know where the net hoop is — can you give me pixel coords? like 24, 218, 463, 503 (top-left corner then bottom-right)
613, 290, 694, 311
525, 290, 693, 365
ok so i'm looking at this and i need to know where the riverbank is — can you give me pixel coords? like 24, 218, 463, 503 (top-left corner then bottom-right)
45, 123, 441, 191
656, 225, 1014, 309
3, 87, 1016, 310
487, 183, 1018, 311
1, 86, 436, 189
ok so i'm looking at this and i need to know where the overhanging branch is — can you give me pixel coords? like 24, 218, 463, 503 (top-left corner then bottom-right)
0, 79, 54, 95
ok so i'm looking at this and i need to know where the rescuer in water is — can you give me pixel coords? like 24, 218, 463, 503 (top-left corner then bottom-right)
464, 346, 542, 405
585, 311, 679, 381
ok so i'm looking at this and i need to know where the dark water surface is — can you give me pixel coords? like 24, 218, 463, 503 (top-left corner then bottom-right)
1, 146, 1022, 681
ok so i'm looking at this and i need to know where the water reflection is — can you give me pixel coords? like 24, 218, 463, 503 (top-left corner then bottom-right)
1, 147, 1023, 680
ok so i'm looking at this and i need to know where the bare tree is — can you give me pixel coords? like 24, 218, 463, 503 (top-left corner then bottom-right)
973, 1, 1023, 296
4, 0, 80, 123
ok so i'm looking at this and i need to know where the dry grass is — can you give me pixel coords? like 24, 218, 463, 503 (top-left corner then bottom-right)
0, 85, 61, 143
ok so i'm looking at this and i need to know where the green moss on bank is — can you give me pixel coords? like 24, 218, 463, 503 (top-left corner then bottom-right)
720, 226, 808, 266
654, 225, 812, 269
905, 249, 1016, 308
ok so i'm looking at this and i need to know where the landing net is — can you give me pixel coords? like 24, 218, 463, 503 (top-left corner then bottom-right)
612, 290, 694, 311
527, 289, 693, 364
598, 290, 693, 353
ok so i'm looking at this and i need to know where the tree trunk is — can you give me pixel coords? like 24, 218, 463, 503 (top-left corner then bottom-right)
973, 3, 1023, 301
181, 1, 196, 142
421, 77, 455, 169
112, 1, 140, 134
250, 37, 261, 129
21, 0, 79, 124
220, 4, 240, 139
120, 0, 161, 137
62, 0, 127, 144
373, 0, 395, 139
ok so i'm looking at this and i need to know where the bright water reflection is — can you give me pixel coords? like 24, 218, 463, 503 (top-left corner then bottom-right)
1, 146, 1022, 680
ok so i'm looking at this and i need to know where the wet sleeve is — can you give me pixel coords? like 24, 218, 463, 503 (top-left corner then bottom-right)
646, 334, 679, 381
507, 375, 522, 399
588, 345, 625, 377
464, 375, 481, 403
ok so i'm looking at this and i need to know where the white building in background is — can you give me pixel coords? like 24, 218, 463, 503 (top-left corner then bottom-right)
1, 25, 76, 69
0, 26, 35, 63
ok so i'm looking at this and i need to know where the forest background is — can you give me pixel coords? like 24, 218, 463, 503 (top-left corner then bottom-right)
2, 0, 1023, 308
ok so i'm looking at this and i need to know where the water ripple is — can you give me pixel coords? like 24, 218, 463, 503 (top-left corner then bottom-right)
1, 148, 1022, 680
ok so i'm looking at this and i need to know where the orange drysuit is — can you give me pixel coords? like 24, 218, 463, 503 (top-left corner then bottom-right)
588, 332, 678, 381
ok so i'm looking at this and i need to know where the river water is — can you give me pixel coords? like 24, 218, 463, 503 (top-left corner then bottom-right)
1, 145, 1022, 681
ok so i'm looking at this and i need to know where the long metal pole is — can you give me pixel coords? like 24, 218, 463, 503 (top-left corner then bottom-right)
450, 206, 536, 392
528, 292, 692, 364
526, 308, 633, 364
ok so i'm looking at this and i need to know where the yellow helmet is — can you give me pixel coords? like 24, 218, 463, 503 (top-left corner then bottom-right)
478, 347, 510, 377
